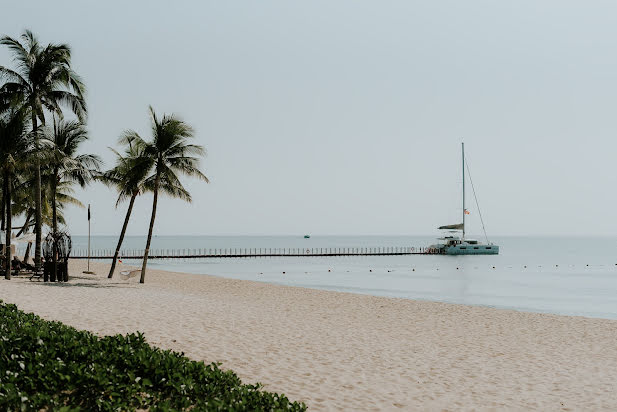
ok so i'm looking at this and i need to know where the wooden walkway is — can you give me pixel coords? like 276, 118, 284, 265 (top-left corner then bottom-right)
69, 246, 443, 259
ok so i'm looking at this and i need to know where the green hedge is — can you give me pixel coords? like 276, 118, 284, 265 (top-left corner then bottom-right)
0, 301, 306, 411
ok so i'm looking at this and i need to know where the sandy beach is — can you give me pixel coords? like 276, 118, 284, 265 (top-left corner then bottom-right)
1, 261, 616, 411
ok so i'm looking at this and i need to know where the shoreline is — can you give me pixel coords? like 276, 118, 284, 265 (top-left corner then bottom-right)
2, 260, 617, 410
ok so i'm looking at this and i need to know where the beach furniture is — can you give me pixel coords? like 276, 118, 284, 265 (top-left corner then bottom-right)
120, 269, 140, 280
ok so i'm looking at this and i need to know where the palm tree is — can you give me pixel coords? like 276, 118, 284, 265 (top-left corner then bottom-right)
8, 168, 80, 265
0, 30, 86, 271
102, 137, 153, 278
44, 119, 100, 281
0, 106, 32, 279
124, 107, 208, 283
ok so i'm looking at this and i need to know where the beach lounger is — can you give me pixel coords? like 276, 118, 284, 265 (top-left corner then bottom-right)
28, 270, 44, 281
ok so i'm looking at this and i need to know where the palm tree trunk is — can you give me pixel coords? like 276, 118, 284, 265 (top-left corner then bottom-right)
31, 107, 42, 273
16, 211, 32, 237
140, 174, 160, 283
108, 192, 137, 279
0, 185, 4, 232
24, 242, 31, 265
5, 172, 11, 280
52, 169, 58, 282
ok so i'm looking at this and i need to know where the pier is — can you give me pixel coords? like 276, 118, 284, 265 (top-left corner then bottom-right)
69, 246, 443, 259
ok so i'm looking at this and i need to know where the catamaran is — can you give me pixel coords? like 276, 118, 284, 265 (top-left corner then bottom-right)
427, 143, 499, 255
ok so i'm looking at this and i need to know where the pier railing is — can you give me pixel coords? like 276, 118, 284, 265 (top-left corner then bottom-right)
69, 246, 443, 259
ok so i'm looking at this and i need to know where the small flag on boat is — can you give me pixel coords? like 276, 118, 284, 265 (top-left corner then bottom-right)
464, 209, 470, 215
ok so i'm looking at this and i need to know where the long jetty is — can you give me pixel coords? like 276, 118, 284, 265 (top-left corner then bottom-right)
69, 246, 442, 259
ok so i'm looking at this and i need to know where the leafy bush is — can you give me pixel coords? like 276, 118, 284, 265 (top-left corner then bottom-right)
0, 301, 306, 411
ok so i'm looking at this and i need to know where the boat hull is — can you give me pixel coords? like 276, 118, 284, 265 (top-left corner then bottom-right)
444, 244, 499, 255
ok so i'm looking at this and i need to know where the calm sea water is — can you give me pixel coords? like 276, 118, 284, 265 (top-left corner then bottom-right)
33, 235, 617, 320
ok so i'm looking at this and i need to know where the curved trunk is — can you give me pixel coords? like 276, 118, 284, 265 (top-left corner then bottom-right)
52, 169, 58, 282
5, 172, 11, 280
31, 105, 42, 273
140, 174, 160, 284
16, 211, 33, 237
108, 192, 137, 278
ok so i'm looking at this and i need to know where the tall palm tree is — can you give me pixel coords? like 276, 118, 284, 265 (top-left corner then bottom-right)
0, 30, 86, 271
102, 137, 153, 278
124, 107, 208, 283
44, 119, 100, 281
0, 107, 32, 279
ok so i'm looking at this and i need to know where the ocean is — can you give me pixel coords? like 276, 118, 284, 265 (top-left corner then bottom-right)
29, 235, 617, 320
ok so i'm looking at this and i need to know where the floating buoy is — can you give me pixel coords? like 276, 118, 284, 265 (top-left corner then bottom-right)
523, 266, 527, 268
283, 271, 286, 274
328, 269, 331, 272
369, 269, 372, 272
492, 266, 495, 269
412, 268, 415, 271
456, 267, 459, 270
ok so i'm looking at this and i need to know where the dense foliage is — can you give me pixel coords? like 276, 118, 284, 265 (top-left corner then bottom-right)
0, 301, 306, 411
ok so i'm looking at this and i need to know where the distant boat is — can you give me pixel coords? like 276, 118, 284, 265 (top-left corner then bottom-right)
428, 143, 499, 255
304, 235, 310, 239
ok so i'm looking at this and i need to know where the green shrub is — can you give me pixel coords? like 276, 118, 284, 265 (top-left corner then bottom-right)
0, 301, 306, 411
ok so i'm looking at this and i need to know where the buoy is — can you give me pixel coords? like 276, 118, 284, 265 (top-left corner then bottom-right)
369, 269, 372, 272
456, 267, 459, 270
412, 268, 415, 271
328, 269, 331, 272
523, 265, 527, 268
283, 271, 286, 274
492, 266, 495, 269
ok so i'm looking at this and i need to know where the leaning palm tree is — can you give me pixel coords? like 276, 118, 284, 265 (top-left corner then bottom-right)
0, 30, 86, 271
44, 119, 100, 281
102, 137, 153, 278
124, 107, 208, 283
0, 106, 33, 279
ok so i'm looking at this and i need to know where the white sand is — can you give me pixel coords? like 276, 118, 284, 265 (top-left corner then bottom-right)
1, 260, 617, 411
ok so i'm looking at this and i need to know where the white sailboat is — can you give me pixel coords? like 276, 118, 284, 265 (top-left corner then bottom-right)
428, 143, 499, 255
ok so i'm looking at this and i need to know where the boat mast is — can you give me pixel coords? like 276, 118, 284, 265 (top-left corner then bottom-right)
462, 142, 465, 240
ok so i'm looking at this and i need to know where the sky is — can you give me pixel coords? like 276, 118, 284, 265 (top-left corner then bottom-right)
1, 1, 617, 237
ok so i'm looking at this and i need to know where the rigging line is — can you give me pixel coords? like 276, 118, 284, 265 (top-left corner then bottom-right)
464, 155, 489, 244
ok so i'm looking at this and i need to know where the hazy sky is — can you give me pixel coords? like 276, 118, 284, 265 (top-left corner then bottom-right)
2, 1, 617, 237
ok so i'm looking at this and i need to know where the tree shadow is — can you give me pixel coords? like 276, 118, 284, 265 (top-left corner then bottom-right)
32, 280, 136, 289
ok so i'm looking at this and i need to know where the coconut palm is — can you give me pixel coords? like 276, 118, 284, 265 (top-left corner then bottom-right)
123, 107, 208, 283
44, 119, 100, 280
0, 30, 86, 271
102, 137, 154, 278
13, 178, 83, 265
0, 106, 33, 279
